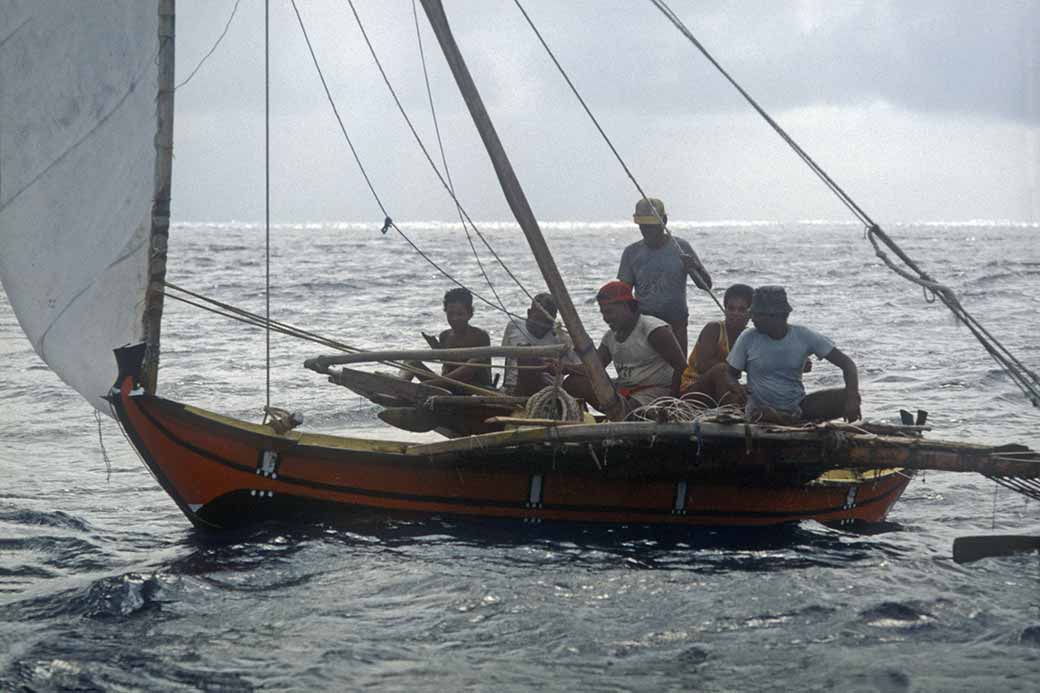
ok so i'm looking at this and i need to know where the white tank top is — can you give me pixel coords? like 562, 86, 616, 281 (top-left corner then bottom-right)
601, 314, 674, 399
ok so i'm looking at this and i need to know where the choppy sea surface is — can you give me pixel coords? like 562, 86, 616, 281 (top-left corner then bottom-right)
1, 221, 1039, 691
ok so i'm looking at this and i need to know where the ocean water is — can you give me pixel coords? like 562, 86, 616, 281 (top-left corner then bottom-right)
1, 221, 1039, 691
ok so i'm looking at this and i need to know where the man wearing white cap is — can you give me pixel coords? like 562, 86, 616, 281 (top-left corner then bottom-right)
618, 197, 711, 354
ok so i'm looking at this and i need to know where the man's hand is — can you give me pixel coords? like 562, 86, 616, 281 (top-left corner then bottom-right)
727, 382, 748, 407
803, 358, 813, 373
844, 391, 862, 422
681, 254, 712, 290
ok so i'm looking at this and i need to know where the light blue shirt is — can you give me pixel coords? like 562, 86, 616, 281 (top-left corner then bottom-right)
727, 325, 834, 412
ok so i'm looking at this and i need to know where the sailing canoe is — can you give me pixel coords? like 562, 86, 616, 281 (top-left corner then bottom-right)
111, 344, 910, 529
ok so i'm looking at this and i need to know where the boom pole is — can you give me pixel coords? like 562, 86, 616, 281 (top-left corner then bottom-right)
419, 0, 624, 420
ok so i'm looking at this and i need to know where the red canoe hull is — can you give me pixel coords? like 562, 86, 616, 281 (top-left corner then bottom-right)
110, 373, 911, 530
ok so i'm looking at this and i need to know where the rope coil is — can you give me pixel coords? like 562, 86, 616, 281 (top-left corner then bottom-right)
525, 386, 582, 422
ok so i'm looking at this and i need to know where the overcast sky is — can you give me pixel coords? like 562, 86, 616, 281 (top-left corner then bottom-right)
171, 0, 1039, 223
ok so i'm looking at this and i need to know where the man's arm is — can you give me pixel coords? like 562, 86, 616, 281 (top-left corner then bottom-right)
823, 347, 861, 422
648, 325, 689, 396
676, 238, 712, 290
618, 247, 635, 284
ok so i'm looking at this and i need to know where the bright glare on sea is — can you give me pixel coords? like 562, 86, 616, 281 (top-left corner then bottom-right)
1, 220, 1038, 691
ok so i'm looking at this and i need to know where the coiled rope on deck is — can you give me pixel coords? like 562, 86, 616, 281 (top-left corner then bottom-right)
526, 385, 582, 422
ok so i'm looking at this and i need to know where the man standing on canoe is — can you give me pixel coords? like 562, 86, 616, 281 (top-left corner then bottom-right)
618, 197, 712, 354
724, 286, 861, 424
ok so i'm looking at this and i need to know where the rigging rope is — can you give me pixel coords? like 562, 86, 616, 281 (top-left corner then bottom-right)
513, 0, 723, 314
649, 0, 1040, 408
174, 0, 243, 91
264, 0, 271, 416
346, 0, 536, 304
409, 0, 512, 320
288, 0, 525, 323
161, 282, 502, 396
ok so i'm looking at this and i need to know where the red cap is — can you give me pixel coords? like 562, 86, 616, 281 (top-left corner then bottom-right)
596, 280, 635, 304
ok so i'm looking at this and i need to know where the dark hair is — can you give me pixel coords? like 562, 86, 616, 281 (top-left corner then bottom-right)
723, 283, 753, 306
532, 292, 558, 318
443, 287, 474, 311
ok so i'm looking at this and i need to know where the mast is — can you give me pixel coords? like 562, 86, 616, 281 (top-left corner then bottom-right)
419, 0, 624, 421
142, 0, 176, 393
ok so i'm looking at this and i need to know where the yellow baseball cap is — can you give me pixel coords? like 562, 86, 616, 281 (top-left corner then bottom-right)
633, 197, 666, 225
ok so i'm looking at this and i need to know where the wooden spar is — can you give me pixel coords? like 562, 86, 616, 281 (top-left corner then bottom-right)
305, 344, 569, 370
418, 0, 625, 422
425, 395, 529, 407
325, 365, 500, 398
404, 420, 1040, 478
327, 367, 453, 405
142, 0, 176, 394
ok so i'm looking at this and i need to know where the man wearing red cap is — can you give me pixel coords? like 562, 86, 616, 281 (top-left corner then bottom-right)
618, 197, 711, 354
564, 280, 688, 413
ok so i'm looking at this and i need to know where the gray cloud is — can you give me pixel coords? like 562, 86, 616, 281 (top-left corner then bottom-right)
170, 1, 1039, 222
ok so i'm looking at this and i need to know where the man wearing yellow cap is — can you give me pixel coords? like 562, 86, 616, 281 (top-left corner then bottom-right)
619, 197, 711, 354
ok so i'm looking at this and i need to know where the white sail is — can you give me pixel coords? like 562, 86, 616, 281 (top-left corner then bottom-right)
0, 0, 171, 414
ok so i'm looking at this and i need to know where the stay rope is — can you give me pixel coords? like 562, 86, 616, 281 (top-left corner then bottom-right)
345, 0, 538, 307
174, 0, 243, 91
408, 0, 513, 321
288, 0, 525, 324
513, 0, 723, 314
160, 282, 500, 396
264, 0, 271, 416
649, 0, 1040, 408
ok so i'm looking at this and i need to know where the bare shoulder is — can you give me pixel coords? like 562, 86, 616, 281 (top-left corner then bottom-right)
697, 320, 721, 341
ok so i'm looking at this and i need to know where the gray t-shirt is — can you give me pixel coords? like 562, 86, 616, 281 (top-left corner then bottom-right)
617, 237, 694, 323
726, 325, 834, 412
500, 319, 576, 391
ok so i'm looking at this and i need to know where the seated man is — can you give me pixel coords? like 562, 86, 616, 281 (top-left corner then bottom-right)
680, 283, 754, 405
564, 280, 688, 413
411, 287, 492, 392
501, 292, 579, 397
724, 286, 861, 424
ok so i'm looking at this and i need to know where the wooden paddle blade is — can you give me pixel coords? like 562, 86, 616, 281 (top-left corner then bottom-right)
378, 407, 439, 433
953, 535, 1040, 564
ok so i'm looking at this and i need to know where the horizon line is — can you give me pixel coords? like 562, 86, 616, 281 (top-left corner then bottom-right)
172, 218, 1040, 229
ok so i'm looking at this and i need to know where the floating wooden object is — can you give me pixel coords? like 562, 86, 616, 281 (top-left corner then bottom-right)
953, 535, 1040, 563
